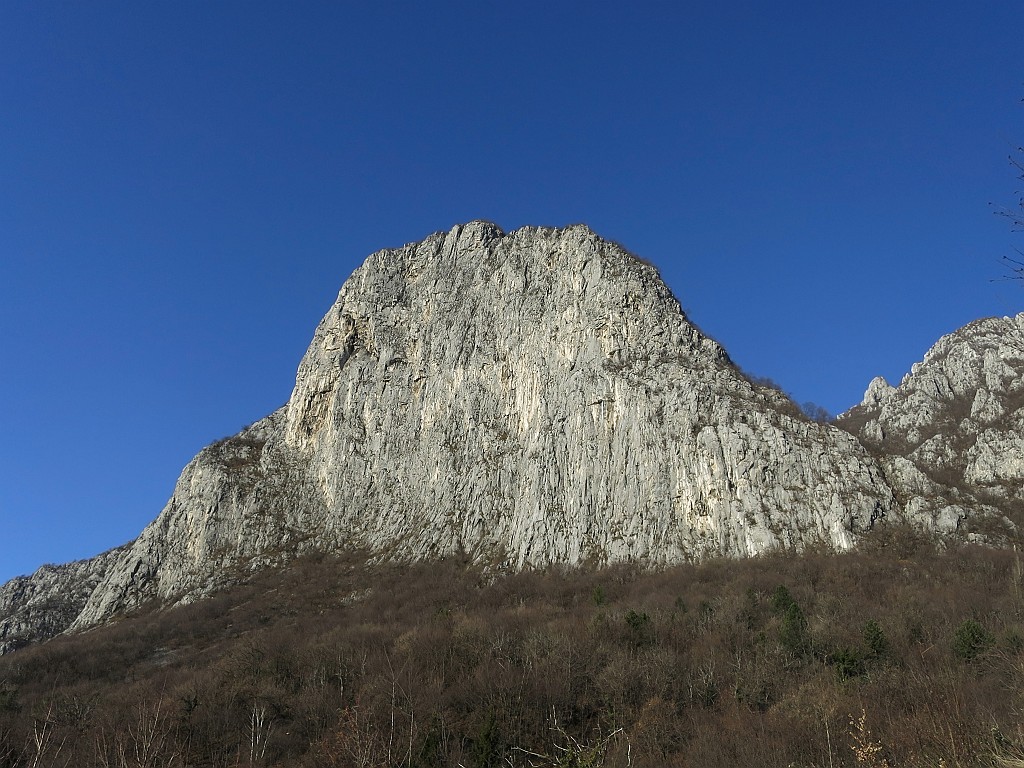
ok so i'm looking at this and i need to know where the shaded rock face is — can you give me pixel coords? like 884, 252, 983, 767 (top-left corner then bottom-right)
6, 222, 1016, 648
0, 547, 126, 653
71, 412, 326, 629
838, 315, 1024, 532
65, 222, 893, 631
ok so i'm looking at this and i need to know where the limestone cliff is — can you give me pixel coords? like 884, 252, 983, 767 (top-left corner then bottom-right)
66, 222, 894, 629
0, 546, 126, 653
5, 222, 1015, 649
279, 222, 893, 566
838, 314, 1024, 534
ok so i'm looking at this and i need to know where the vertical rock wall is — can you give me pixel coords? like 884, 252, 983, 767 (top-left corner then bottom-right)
9, 221, 973, 644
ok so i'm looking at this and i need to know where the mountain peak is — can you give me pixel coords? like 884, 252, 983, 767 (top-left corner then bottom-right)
3, 225, 1018, 651
69, 223, 891, 630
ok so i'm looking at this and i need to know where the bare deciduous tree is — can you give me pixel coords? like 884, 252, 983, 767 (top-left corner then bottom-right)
26, 701, 67, 768
246, 699, 273, 767
995, 137, 1024, 282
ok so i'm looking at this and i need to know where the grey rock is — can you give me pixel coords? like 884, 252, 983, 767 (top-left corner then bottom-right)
838, 313, 1024, 529
3, 223, 1021, 650
72, 411, 326, 628
278, 222, 893, 570
0, 546, 126, 654
966, 420, 1024, 486
862, 376, 895, 408
71, 222, 895, 633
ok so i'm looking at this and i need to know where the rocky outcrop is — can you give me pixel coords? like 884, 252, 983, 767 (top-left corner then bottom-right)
4, 222, 1018, 649
71, 412, 326, 629
66, 222, 895, 629
0, 546, 126, 653
837, 314, 1024, 534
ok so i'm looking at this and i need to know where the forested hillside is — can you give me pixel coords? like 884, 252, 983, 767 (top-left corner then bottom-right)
2, 529, 1022, 767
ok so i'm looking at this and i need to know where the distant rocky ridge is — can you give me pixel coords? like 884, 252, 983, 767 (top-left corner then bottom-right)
837, 315, 1024, 536
2, 222, 1021, 653
0, 547, 126, 654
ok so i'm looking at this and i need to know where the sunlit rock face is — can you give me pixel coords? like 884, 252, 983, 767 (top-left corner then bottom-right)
280, 222, 893, 568
14, 222, 1020, 646
67, 223, 896, 630
838, 314, 1024, 533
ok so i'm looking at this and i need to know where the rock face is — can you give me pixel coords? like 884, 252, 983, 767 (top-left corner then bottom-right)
0, 546, 126, 653
2, 223, 1019, 649
279, 222, 892, 564
837, 314, 1024, 533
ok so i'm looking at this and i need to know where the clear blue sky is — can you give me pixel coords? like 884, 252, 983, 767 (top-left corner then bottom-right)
1, 1, 1021, 583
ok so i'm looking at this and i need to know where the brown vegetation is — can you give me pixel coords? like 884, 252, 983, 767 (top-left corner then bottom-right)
2, 530, 1024, 766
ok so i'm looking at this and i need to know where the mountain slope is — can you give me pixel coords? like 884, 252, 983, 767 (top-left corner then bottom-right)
66, 222, 895, 629
0, 546, 126, 654
1, 222, 969, 647
838, 314, 1024, 534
